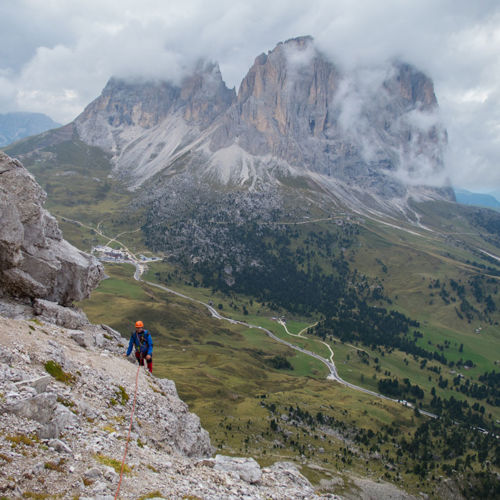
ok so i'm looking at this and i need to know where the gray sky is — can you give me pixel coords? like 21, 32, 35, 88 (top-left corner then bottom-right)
1, 0, 499, 192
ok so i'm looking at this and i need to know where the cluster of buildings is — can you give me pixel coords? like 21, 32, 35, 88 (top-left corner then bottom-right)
92, 246, 162, 264
92, 245, 133, 263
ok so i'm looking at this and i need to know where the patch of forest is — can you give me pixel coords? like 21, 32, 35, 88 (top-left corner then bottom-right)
193, 227, 361, 315
261, 398, 500, 496
427, 276, 499, 323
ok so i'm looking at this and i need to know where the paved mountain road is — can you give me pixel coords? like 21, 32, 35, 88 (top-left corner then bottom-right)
140, 274, 438, 418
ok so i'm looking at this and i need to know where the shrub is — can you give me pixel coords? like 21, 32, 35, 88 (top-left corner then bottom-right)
6, 434, 36, 447
116, 385, 129, 405
44, 458, 66, 472
95, 453, 130, 474
44, 360, 75, 385
138, 492, 163, 500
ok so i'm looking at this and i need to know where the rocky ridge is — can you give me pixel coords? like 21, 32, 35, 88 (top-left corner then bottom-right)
0, 315, 337, 499
75, 61, 235, 187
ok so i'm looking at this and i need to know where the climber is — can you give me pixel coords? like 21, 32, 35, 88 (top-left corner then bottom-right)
125, 321, 153, 373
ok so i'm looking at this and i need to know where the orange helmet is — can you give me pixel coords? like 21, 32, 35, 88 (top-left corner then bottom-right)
135, 321, 144, 328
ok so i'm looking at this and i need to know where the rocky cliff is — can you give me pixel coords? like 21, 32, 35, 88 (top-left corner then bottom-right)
75, 61, 235, 187
0, 152, 104, 324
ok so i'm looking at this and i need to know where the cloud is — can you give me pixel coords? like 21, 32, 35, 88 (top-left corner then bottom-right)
0, 0, 499, 191
329, 63, 449, 187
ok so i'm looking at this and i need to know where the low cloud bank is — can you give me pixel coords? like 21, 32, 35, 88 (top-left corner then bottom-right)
0, 0, 498, 191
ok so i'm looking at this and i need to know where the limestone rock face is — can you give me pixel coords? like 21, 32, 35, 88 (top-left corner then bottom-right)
181, 62, 237, 128
212, 36, 342, 161
33, 298, 89, 328
0, 152, 104, 305
213, 455, 263, 483
74, 62, 235, 185
77, 62, 234, 134
71, 36, 452, 217
211, 36, 447, 190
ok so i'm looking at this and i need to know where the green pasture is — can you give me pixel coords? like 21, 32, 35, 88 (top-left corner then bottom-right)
80, 263, 444, 496
417, 323, 499, 374
313, 332, 500, 420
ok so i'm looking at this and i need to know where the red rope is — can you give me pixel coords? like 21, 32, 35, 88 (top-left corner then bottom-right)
114, 362, 141, 499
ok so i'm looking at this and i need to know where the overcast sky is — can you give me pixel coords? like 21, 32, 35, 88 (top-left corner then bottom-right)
1, 0, 499, 193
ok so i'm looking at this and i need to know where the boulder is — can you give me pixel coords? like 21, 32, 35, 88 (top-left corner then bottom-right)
100, 324, 124, 342
48, 438, 72, 454
14, 375, 51, 394
4, 393, 57, 424
68, 330, 89, 348
263, 461, 313, 489
0, 152, 104, 306
2, 392, 78, 439
34, 299, 89, 328
154, 378, 214, 457
214, 455, 262, 484
39, 403, 78, 439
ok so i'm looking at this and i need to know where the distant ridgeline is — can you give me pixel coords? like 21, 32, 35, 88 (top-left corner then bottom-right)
0, 112, 60, 147
455, 188, 500, 210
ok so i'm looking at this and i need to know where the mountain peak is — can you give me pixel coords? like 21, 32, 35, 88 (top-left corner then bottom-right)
279, 35, 315, 52
71, 36, 450, 214
390, 61, 438, 109
180, 60, 236, 127
75, 60, 235, 155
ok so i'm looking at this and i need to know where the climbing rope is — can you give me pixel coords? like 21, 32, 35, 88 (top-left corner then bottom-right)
114, 360, 142, 499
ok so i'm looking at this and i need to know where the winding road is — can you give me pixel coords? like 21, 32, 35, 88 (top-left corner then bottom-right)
62, 215, 437, 417
63, 214, 500, 425
136, 267, 437, 418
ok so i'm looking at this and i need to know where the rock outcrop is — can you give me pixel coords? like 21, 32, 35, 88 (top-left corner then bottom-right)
215, 36, 447, 186
0, 152, 104, 309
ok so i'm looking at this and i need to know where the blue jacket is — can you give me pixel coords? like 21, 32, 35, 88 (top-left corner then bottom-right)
126, 330, 153, 357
